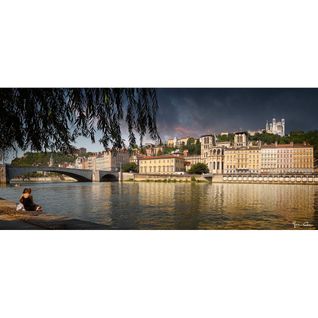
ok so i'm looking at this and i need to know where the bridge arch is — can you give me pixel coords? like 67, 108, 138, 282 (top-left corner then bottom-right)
99, 171, 119, 182
6, 166, 92, 182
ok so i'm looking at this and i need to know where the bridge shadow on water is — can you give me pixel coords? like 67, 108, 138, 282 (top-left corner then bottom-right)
100, 174, 118, 182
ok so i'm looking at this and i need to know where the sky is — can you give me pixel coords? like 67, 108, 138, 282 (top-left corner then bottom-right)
76, 88, 318, 152
9, 88, 318, 159
156, 88, 318, 140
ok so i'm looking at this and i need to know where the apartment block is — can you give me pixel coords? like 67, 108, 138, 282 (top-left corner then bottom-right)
139, 155, 185, 174
224, 147, 261, 174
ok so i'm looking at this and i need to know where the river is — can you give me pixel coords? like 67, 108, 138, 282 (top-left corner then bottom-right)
1, 182, 318, 229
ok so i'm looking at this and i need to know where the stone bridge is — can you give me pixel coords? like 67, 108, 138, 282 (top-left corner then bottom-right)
0, 165, 119, 183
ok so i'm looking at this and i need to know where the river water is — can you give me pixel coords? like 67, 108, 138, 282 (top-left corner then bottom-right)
1, 182, 318, 229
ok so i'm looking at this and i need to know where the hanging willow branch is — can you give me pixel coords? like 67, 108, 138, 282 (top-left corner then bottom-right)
0, 88, 160, 153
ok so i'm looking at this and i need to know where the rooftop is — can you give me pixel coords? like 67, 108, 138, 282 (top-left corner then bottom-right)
139, 155, 184, 160
262, 143, 313, 149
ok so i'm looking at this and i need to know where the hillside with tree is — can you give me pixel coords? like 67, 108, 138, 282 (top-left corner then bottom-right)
249, 131, 318, 159
11, 152, 77, 167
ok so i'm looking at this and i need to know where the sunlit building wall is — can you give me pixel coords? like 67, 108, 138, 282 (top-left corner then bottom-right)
224, 147, 261, 174
139, 155, 185, 174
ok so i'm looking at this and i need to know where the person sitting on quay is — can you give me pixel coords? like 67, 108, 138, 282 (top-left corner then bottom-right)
19, 188, 43, 214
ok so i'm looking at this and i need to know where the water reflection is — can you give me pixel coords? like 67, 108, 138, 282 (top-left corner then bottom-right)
0, 182, 317, 229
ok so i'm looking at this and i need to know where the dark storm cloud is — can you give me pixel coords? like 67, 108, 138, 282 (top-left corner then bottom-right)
156, 88, 318, 139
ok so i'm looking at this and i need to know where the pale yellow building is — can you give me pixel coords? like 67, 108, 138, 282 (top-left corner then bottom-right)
167, 137, 177, 148
261, 143, 314, 174
167, 137, 192, 148
87, 156, 96, 170
139, 155, 185, 174
75, 157, 90, 169
234, 132, 248, 148
95, 150, 130, 171
224, 147, 261, 174
177, 137, 190, 147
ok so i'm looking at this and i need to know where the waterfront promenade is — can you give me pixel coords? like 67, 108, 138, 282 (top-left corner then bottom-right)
124, 172, 318, 185
0, 198, 108, 230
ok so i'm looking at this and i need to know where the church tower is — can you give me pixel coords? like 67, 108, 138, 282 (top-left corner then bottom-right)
281, 118, 285, 136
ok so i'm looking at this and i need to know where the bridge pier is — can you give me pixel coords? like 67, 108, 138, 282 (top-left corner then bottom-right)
0, 164, 7, 184
92, 169, 100, 182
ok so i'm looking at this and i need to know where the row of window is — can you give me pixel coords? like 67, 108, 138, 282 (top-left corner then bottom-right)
209, 162, 224, 170
140, 159, 180, 165
140, 166, 183, 173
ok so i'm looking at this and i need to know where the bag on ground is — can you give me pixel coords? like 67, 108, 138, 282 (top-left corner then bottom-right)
16, 203, 25, 212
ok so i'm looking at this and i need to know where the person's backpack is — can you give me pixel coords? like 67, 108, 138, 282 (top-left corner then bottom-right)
16, 203, 25, 212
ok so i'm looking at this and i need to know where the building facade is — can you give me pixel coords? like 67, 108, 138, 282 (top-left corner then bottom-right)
95, 150, 130, 171
166, 137, 194, 148
139, 155, 185, 174
87, 156, 96, 170
200, 134, 224, 174
224, 147, 261, 174
234, 132, 248, 148
261, 143, 314, 174
75, 158, 89, 169
167, 137, 177, 148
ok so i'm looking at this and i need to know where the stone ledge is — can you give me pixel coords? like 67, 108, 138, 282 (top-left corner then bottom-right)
0, 197, 108, 230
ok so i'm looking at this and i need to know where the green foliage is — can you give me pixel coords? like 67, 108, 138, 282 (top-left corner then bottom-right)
186, 139, 201, 155
179, 139, 201, 155
122, 162, 138, 173
0, 88, 160, 153
216, 134, 234, 142
188, 163, 209, 174
11, 152, 76, 167
249, 132, 280, 144
191, 176, 196, 182
81, 152, 95, 158
157, 149, 163, 156
163, 147, 175, 155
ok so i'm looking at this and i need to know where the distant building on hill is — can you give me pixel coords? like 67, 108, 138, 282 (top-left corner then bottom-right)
166, 136, 194, 148
234, 132, 248, 148
265, 118, 285, 136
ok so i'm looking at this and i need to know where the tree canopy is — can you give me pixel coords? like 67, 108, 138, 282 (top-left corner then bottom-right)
0, 88, 160, 154
11, 152, 76, 167
188, 163, 209, 174
122, 162, 139, 173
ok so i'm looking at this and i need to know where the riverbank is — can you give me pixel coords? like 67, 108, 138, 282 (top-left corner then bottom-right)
123, 173, 209, 183
123, 173, 318, 185
0, 198, 108, 230
10, 176, 76, 184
